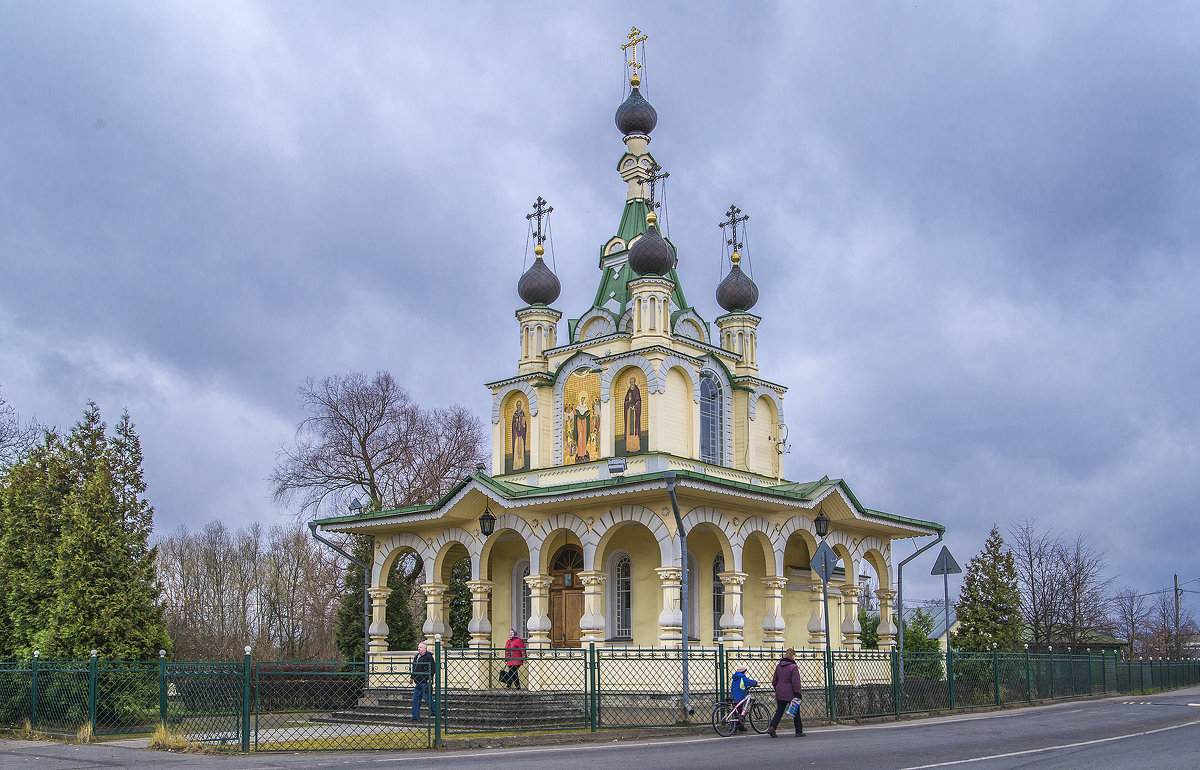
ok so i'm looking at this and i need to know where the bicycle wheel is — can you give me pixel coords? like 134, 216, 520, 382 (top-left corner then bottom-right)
747, 700, 772, 734
711, 702, 737, 736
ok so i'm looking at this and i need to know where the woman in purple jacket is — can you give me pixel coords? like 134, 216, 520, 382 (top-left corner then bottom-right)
767, 647, 805, 737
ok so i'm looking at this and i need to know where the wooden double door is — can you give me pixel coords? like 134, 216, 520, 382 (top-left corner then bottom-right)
549, 544, 584, 648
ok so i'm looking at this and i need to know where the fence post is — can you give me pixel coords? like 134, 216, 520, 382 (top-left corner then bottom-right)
1024, 645, 1031, 702
588, 642, 596, 733
1048, 647, 1055, 699
433, 639, 442, 749
30, 651, 40, 728
717, 643, 726, 701
891, 647, 900, 717
240, 646, 251, 752
992, 644, 1000, 706
158, 650, 167, 724
88, 650, 98, 733
946, 647, 955, 710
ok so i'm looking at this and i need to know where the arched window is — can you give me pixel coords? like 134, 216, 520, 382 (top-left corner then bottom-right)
700, 375, 723, 464
512, 560, 531, 638
713, 552, 726, 641
608, 553, 632, 639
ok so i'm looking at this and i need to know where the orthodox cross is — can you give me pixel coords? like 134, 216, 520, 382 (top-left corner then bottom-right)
526, 196, 553, 246
622, 26, 648, 78
648, 162, 669, 209
718, 204, 749, 253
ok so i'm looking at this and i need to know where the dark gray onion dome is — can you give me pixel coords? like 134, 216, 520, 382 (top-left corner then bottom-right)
518, 247, 561, 305
716, 254, 759, 312
615, 84, 658, 136
628, 212, 673, 276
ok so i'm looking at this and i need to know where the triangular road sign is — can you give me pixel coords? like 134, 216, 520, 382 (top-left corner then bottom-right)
930, 545, 961, 576
810, 540, 838, 584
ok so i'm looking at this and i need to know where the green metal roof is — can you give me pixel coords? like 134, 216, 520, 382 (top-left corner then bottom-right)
313, 460, 944, 536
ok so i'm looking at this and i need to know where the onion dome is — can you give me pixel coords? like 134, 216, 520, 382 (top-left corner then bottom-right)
628, 212, 673, 276
715, 251, 759, 312
615, 75, 658, 136
517, 245, 561, 305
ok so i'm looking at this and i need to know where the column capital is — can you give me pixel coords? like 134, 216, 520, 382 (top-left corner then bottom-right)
578, 570, 608, 587
654, 566, 682, 583
841, 583, 862, 601
718, 570, 749, 588
875, 588, 896, 603
420, 582, 448, 598
367, 586, 393, 601
524, 574, 553, 591
761, 576, 788, 591
466, 579, 494, 598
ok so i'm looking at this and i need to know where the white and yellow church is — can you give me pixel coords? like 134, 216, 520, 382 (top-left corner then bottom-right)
314, 33, 943, 666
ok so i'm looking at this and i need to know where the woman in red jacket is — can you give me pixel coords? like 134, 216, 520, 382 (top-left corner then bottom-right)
502, 628, 526, 689
767, 647, 805, 737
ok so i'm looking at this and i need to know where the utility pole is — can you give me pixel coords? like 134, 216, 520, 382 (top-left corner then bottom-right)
1175, 573, 1181, 658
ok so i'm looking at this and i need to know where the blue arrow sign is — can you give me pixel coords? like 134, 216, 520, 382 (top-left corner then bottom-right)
810, 540, 837, 584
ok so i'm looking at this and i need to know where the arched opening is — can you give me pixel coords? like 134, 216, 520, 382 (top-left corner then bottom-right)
440, 542, 472, 648
549, 543, 584, 648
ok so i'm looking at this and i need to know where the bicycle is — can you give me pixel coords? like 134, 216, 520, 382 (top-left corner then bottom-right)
711, 685, 771, 736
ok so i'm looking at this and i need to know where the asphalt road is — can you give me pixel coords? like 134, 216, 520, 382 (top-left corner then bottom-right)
4, 687, 1200, 769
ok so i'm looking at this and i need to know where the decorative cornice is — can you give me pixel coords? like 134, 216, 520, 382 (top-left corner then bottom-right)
485, 372, 553, 390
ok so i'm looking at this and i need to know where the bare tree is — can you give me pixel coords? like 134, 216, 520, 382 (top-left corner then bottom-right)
157, 521, 344, 659
1110, 586, 1150, 657
1056, 533, 1112, 648
269, 371, 486, 516
0, 387, 38, 471
1009, 519, 1064, 650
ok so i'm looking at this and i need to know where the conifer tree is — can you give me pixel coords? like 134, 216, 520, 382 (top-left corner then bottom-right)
950, 524, 1023, 652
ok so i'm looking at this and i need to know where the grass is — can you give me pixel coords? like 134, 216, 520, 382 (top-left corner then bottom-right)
12, 719, 55, 741
73, 723, 95, 744
147, 722, 217, 754
255, 732, 433, 751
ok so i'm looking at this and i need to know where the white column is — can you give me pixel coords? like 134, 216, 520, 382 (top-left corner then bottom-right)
525, 574, 552, 649
876, 588, 897, 650
760, 577, 787, 650
718, 571, 748, 648
807, 578, 827, 648
367, 586, 392, 654
466, 580, 493, 649
579, 571, 607, 645
840, 584, 863, 649
420, 583, 448, 644
655, 566, 683, 648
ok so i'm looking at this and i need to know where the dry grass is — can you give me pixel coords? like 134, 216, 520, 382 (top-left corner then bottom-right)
73, 722, 95, 744
148, 722, 217, 754
13, 719, 55, 741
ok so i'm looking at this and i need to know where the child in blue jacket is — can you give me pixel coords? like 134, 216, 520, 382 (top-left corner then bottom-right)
730, 664, 758, 732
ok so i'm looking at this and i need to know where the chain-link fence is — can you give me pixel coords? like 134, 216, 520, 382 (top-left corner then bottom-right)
1, 648, 1197, 750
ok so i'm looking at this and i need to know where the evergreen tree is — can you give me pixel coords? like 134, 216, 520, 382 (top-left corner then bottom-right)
0, 431, 69, 657
858, 609, 880, 649
334, 535, 421, 660
901, 608, 944, 681
447, 559, 471, 648
950, 524, 1023, 652
0, 404, 169, 659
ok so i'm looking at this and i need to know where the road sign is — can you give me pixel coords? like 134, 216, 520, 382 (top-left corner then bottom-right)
811, 540, 837, 584
931, 545, 961, 576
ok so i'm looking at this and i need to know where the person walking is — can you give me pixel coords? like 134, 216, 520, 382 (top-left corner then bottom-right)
410, 641, 437, 721
502, 628, 526, 689
767, 647, 804, 738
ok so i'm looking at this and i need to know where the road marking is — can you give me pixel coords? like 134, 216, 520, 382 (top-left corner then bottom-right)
369, 734, 731, 762
1189, 703, 1200, 707
898, 718, 1200, 769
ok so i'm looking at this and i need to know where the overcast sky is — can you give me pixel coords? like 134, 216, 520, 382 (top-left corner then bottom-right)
3, 2, 1198, 606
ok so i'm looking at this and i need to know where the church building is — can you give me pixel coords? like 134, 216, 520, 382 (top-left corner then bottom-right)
314, 30, 943, 665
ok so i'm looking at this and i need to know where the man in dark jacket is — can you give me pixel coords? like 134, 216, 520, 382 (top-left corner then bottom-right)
411, 641, 437, 721
767, 647, 804, 737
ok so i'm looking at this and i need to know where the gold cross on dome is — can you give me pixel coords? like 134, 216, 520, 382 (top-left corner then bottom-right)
622, 26, 648, 76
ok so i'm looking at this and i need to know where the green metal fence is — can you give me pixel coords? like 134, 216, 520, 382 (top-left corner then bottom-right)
1, 647, 1197, 751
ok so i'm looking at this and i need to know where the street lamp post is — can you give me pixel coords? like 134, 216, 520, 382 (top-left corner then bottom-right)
814, 508, 833, 717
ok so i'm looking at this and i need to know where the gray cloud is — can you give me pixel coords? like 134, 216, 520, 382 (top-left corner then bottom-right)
2, 2, 1197, 604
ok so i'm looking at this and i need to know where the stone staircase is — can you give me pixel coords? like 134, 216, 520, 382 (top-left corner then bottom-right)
313, 687, 589, 731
